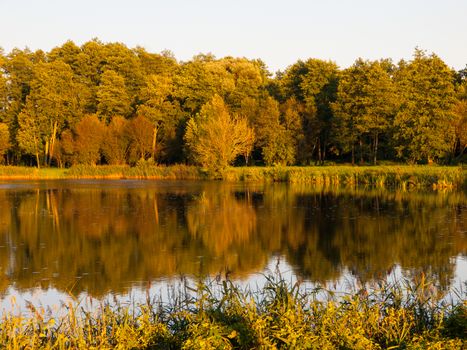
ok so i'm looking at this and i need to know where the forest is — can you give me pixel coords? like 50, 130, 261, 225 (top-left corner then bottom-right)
0, 40, 466, 169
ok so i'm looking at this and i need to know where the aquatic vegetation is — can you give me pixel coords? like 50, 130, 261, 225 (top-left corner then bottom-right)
0, 277, 464, 349
0, 164, 465, 188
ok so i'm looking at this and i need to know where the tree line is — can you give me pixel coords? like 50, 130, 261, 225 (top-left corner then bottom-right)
0, 40, 465, 168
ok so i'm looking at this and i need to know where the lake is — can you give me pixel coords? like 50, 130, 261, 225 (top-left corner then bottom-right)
0, 180, 465, 310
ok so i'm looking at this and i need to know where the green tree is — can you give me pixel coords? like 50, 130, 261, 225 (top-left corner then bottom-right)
97, 70, 132, 122
280, 98, 305, 163
17, 61, 79, 166
2, 48, 42, 162
451, 76, 467, 160
332, 59, 397, 164
279, 59, 339, 163
239, 95, 288, 165
137, 75, 181, 161
262, 126, 296, 166
184, 95, 254, 172
394, 50, 456, 163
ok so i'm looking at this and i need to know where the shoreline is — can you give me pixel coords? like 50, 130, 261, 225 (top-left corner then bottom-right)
0, 164, 465, 188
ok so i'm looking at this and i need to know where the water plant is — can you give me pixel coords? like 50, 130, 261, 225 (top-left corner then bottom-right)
0, 276, 464, 349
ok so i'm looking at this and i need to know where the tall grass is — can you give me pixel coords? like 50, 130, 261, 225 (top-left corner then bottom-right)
0, 166, 66, 179
0, 276, 465, 349
223, 165, 466, 188
0, 164, 466, 188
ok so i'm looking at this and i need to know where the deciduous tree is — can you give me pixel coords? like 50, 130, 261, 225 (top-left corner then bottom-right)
184, 95, 254, 172
394, 50, 456, 163
97, 70, 132, 122
332, 59, 397, 164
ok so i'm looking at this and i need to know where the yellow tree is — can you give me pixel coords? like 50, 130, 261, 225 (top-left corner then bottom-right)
184, 95, 254, 172
0, 122, 10, 163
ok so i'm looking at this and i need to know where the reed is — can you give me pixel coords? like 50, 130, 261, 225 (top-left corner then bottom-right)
0, 164, 465, 188
0, 276, 465, 349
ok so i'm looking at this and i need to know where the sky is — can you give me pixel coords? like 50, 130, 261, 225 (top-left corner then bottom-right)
0, 0, 466, 73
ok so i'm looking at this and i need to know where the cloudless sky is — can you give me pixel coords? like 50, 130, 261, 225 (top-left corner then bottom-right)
1, 0, 466, 73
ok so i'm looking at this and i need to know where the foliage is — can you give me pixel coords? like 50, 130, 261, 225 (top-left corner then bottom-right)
73, 114, 106, 165
332, 59, 397, 164
394, 50, 457, 163
0, 122, 10, 163
0, 278, 464, 349
185, 95, 254, 173
0, 42, 465, 166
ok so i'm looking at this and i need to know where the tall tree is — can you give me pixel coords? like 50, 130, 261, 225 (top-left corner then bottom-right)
451, 75, 467, 160
0, 123, 10, 163
332, 59, 397, 164
184, 95, 254, 172
394, 50, 456, 163
279, 59, 339, 163
2, 48, 42, 162
17, 61, 79, 166
97, 70, 132, 122
137, 75, 182, 162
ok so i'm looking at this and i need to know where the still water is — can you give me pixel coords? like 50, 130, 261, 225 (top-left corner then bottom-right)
0, 180, 465, 309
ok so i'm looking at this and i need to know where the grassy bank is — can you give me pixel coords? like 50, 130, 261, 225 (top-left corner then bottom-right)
0, 164, 466, 188
1, 277, 465, 349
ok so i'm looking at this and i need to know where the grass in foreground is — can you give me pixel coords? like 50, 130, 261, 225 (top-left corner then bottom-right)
0, 163, 466, 188
0, 276, 465, 349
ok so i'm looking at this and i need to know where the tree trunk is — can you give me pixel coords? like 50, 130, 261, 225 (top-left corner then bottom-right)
48, 121, 58, 167
351, 144, 355, 165
317, 138, 321, 165
44, 140, 49, 166
373, 132, 378, 165
34, 135, 40, 169
359, 139, 364, 164
322, 143, 326, 165
152, 125, 158, 162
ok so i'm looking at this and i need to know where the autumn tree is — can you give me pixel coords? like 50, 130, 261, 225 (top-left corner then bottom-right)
54, 129, 75, 167
127, 115, 154, 162
184, 95, 254, 171
74, 115, 105, 165
101, 116, 130, 165
394, 50, 456, 163
0, 123, 10, 163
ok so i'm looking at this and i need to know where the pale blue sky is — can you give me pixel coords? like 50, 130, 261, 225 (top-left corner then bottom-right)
1, 0, 466, 73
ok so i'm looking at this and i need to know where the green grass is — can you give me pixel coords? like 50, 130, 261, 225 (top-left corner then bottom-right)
0, 164, 466, 188
0, 276, 465, 349
0, 166, 67, 179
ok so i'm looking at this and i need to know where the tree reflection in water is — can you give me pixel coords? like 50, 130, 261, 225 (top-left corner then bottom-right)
0, 181, 465, 297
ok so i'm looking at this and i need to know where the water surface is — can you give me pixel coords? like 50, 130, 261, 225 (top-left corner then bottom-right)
0, 180, 465, 307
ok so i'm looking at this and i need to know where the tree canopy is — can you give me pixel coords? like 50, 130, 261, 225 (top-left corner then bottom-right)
0, 41, 464, 167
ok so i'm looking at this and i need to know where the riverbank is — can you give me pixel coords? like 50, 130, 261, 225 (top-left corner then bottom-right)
0, 164, 465, 188
1, 278, 465, 349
